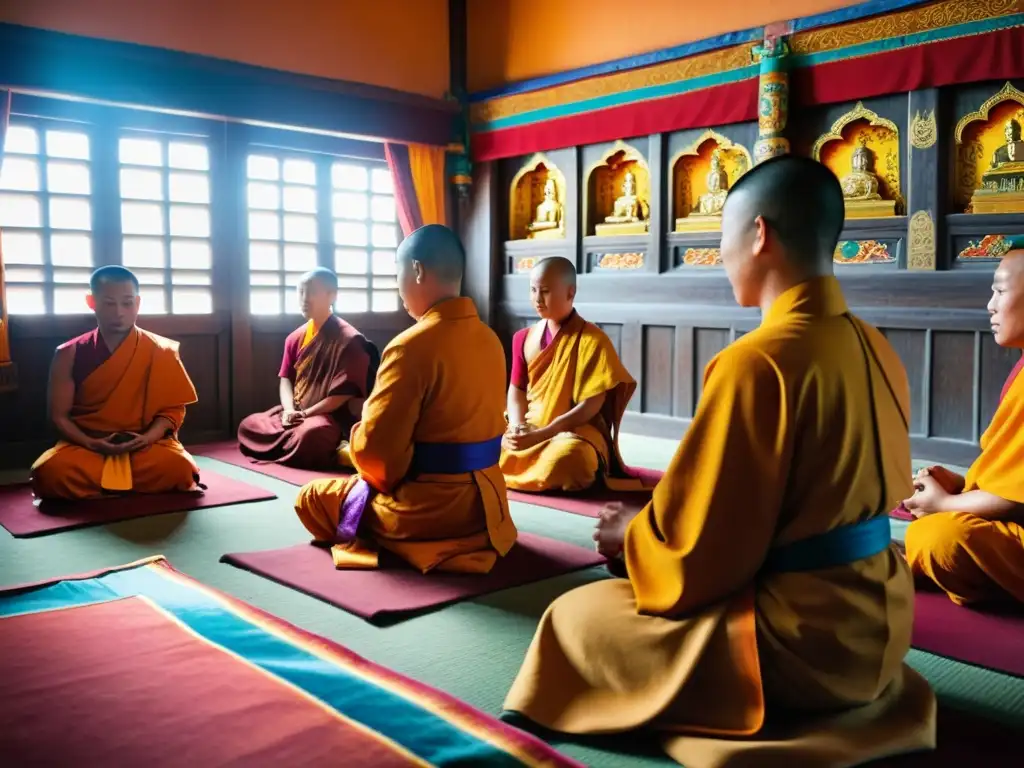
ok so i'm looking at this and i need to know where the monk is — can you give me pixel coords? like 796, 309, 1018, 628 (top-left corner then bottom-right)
503, 157, 935, 767
904, 238, 1024, 606
32, 266, 200, 500
500, 257, 644, 493
293, 225, 517, 573
237, 268, 378, 469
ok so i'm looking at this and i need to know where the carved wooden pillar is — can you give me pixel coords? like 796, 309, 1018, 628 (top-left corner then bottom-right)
752, 37, 791, 165
907, 89, 943, 270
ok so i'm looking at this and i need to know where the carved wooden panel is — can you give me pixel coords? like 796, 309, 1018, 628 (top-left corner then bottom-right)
642, 326, 675, 416
882, 328, 927, 435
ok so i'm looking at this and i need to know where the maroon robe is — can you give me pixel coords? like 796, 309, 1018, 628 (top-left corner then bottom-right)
237, 316, 378, 468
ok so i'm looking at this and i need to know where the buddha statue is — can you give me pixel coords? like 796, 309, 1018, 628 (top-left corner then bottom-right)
973, 115, 1024, 213
838, 138, 895, 218
694, 150, 729, 216
840, 140, 882, 200
606, 171, 641, 223
527, 178, 563, 238
990, 118, 1024, 168
595, 168, 649, 236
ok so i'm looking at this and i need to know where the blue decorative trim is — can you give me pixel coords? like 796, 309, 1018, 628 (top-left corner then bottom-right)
0, 563, 523, 766
468, 0, 933, 102
473, 13, 1023, 133
480, 64, 759, 132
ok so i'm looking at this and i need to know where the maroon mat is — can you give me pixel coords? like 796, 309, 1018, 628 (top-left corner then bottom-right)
506, 467, 664, 517
891, 503, 913, 521
912, 589, 1024, 679
0, 472, 276, 538
191, 441, 346, 485
195, 440, 664, 518
221, 531, 606, 624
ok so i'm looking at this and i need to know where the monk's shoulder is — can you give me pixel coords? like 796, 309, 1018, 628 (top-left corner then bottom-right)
851, 315, 909, 384
138, 330, 186, 365
578, 320, 620, 356
707, 334, 782, 385
56, 329, 96, 355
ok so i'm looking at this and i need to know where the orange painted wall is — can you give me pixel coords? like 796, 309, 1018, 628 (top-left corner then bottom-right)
468, 0, 868, 92
1, 0, 450, 99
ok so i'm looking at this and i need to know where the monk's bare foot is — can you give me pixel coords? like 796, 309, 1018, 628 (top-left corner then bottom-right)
593, 501, 644, 559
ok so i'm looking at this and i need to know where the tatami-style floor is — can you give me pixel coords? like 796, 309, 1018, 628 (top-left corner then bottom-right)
1, 435, 1021, 767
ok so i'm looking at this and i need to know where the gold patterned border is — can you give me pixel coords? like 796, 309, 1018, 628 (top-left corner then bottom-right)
471, 0, 1019, 126
811, 101, 899, 159
514, 257, 537, 273
910, 109, 938, 150
907, 210, 936, 270
954, 81, 1024, 143
596, 252, 644, 270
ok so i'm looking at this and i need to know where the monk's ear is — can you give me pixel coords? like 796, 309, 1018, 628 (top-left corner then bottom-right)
85, 293, 96, 311
751, 215, 768, 257
567, 284, 577, 302
412, 260, 425, 284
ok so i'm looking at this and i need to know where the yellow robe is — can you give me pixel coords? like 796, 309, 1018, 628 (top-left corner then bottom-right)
504, 277, 936, 768
31, 328, 199, 500
905, 359, 1024, 605
294, 297, 518, 574
499, 311, 644, 493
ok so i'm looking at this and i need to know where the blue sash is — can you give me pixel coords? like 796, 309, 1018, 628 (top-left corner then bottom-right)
761, 516, 892, 574
411, 437, 502, 474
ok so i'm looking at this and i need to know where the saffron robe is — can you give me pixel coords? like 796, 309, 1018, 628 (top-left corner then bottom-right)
905, 354, 1024, 605
499, 311, 644, 493
31, 327, 199, 500
503, 277, 936, 768
238, 315, 377, 468
294, 297, 518, 573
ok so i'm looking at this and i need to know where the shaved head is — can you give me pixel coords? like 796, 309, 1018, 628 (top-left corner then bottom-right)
532, 257, 577, 289
301, 266, 338, 292
397, 224, 465, 284
87, 266, 140, 335
396, 224, 465, 318
90, 265, 139, 294
724, 155, 845, 269
988, 245, 1024, 349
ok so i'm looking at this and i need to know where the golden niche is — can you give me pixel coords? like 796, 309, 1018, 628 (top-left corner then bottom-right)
813, 102, 901, 219
955, 82, 1024, 214
672, 133, 751, 233
508, 154, 567, 241
587, 143, 651, 237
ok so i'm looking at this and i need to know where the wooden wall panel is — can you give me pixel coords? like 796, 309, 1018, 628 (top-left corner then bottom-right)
694, 329, 730, 404
641, 326, 674, 416
882, 329, 927, 436
979, 333, 1018, 435
929, 332, 976, 443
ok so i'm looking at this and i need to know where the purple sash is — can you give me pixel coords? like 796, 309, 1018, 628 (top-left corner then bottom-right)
335, 478, 373, 543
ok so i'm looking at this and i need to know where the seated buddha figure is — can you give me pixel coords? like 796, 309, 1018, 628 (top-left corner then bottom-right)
840, 139, 883, 201
605, 171, 642, 223
991, 118, 1024, 169
694, 150, 729, 216
528, 178, 563, 234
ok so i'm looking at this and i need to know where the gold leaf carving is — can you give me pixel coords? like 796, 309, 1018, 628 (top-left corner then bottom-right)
682, 248, 722, 266
910, 109, 937, 150
597, 252, 644, 270
907, 211, 936, 270
515, 257, 537, 273
954, 81, 1024, 144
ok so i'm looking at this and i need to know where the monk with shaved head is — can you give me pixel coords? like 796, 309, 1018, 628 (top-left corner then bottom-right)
500, 256, 645, 494
503, 157, 935, 766
238, 267, 378, 469
905, 237, 1024, 606
32, 265, 200, 499
293, 225, 517, 573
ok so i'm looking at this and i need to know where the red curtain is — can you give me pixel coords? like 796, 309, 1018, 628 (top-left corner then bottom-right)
385, 142, 448, 237
385, 143, 424, 237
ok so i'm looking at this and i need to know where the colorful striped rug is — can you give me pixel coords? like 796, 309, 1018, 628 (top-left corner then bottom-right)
0, 557, 581, 767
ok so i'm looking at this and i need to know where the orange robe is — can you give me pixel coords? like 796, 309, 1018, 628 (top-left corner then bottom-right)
31, 327, 199, 500
905, 356, 1024, 605
504, 277, 935, 767
294, 297, 518, 574
499, 311, 644, 493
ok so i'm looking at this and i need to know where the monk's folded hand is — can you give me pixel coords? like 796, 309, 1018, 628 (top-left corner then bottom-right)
86, 435, 124, 456
281, 409, 304, 427
915, 465, 965, 495
505, 427, 546, 452
593, 501, 643, 559
118, 432, 156, 454
903, 475, 950, 518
